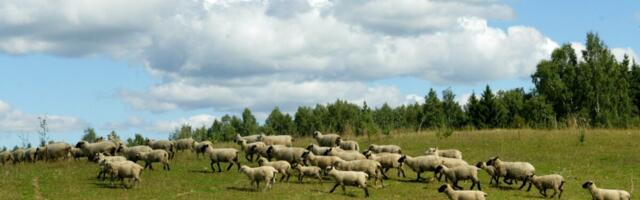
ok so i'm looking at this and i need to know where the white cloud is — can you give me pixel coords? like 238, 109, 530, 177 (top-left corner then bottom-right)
0, 100, 87, 133
145, 114, 217, 133
571, 42, 639, 64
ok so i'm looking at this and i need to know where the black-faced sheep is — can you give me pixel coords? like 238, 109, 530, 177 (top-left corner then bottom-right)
326, 166, 370, 198
313, 131, 341, 147
528, 174, 564, 198
239, 165, 279, 191
438, 184, 487, 200
201, 144, 240, 173
368, 144, 402, 154
582, 181, 630, 200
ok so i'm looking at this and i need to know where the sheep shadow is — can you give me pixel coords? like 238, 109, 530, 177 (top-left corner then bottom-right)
226, 186, 258, 192
187, 169, 213, 174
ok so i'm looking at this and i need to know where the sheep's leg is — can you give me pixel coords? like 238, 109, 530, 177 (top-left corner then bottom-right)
317, 174, 322, 183
298, 173, 303, 183
437, 172, 444, 182
210, 160, 216, 173
341, 184, 346, 193
329, 183, 340, 193
518, 179, 527, 190
558, 185, 564, 199
380, 168, 390, 179
526, 179, 533, 191
400, 168, 406, 177
217, 162, 222, 172
363, 187, 369, 198
226, 163, 233, 171
286, 172, 291, 182
453, 181, 463, 190
549, 188, 558, 198
280, 172, 286, 182
477, 181, 482, 191
415, 172, 422, 182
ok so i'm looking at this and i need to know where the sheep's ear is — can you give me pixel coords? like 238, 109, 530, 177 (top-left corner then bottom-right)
582, 181, 593, 188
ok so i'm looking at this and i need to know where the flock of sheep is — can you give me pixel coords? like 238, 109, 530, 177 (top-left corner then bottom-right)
0, 131, 632, 200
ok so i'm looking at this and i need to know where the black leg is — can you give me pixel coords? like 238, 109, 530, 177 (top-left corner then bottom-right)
226, 163, 233, 171
217, 162, 222, 172
477, 181, 482, 191
518, 179, 527, 190
364, 187, 369, 198
210, 160, 216, 173
415, 172, 422, 181
329, 183, 339, 193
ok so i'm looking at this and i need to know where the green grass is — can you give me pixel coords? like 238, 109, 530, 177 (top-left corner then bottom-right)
1, 129, 638, 199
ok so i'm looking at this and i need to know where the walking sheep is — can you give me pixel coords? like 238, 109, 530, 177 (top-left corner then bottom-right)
475, 162, 499, 185
582, 181, 630, 200
425, 147, 462, 159
398, 155, 441, 182
486, 156, 535, 190
201, 144, 240, 173
326, 166, 370, 198
258, 134, 293, 147
12, 148, 25, 164
257, 157, 292, 182
301, 151, 344, 174
148, 140, 176, 160
528, 174, 564, 198
313, 131, 341, 147
363, 151, 405, 178
336, 139, 359, 151
194, 141, 213, 158
76, 141, 117, 161
266, 146, 306, 164
24, 148, 37, 163
137, 149, 171, 171
40, 142, 72, 161
435, 164, 482, 190
122, 145, 153, 163
368, 144, 402, 154
104, 160, 144, 189
235, 134, 261, 144
238, 140, 266, 162
0, 151, 13, 165
438, 184, 487, 200
333, 159, 384, 187
175, 138, 196, 152
291, 163, 322, 183
324, 147, 366, 161
239, 165, 279, 191
306, 144, 331, 155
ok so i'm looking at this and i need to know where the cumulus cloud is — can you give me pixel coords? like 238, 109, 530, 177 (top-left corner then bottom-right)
571, 43, 639, 64
0, 100, 87, 133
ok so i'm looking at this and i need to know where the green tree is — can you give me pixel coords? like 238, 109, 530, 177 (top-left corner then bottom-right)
107, 130, 120, 140
523, 95, 556, 128
355, 102, 377, 136
421, 88, 443, 129
126, 133, 148, 146
479, 85, 507, 128
170, 124, 193, 140
294, 106, 317, 136
465, 92, 483, 129
264, 107, 296, 135
630, 61, 640, 115
497, 88, 526, 128
241, 108, 259, 135
374, 103, 394, 135
441, 89, 465, 128
82, 127, 98, 142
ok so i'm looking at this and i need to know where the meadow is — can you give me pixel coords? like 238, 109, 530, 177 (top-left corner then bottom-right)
1, 129, 638, 200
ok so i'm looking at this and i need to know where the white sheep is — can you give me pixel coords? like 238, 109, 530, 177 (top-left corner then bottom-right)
96, 153, 128, 180
425, 147, 463, 159
435, 164, 482, 191
486, 156, 535, 190
436, 156, 470, 181
326, 166, 370, 198
12, 148, 25, 164
258, 134, 293, 147
398, 155, 442, 182
122, 145, 153, 163
324, 147, 366, 161
194, 141, 213, 158
104, 160, 144, 189
250, 144, 286, 160
24, 148, 37, 163
475, 162, 499, 185
333, 159, 384, 187
238, 139, 266, 162
306, 144, 331, 155
239, 165, 279, 191
137, 149, 171, 171
40, 142, 72, 161
235, 134, 261, 144
313, 131, 341, 147
257, 157, 292, 182
148, 140, 176, 160
582, 181, 630, 200
69, 147, 85, 161
201, 144, 240, 173
438, 184, 487, 200
301, 151, 344, 174
266, 146, 306, 164
528, 174, 564, 198
363, 151, 405, 178
175, 138, 196, 152
0, 151, 13, 165
291, 163, 322, 183
336, 139, 359, 151
368, 144, 402, 154
76, 141, 118, 161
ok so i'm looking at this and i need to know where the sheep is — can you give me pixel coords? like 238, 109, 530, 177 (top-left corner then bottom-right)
175, 138, 196, 152
313, 131, 341, 147
258, 134, 293, 147
486, 156, 535, 190
96, 153, 128, 180
336, 138, 359, 151
235, 134, 261, 144
12, 148, 25, 164
137, 149, 171, 171
436, 156, 470, 181
306, 144, 331, 155
69, 147, 85, 161
108, 139, 126, 154
201, 144, 240, 173
435, 164, 481, 191
582, 181, 631, 200
250, 144, 286, 160
24, 148, 37, 163
75, 141, 118, 161
266, 146, 306, 164
326, 166, 370, 198
333, 159, 384, 187
104, 160, 144, 189
148, 140, 176, 160
398, 155, 442, 182
121, 145, 153, 163
475, 162, 499, 185
438, 184, 487, 200
425, 147, 463, 159
301, 150, 344, 174
528, 174, 564, 198
238, 139, 266, 162
239, 165, 279, 191
40, 142, 72, 161
0, 151, 13, 165
324, 147, 366, 161
368, 144, 402, 154
291, 163, 322, 183
257, 157, 291, 182
194, 141, 213, 158
363, 151, 406, 178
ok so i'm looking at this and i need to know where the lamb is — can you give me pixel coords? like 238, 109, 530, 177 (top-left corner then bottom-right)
69, 147, 85, 161
266, 146, 306, 164
201, 144, 240, 173
425, 147, 463, 159
435, 164, 481, 190
12, 148, 25, 164
0, 151, 13, 165
368, 144, 402, 154
582, 181, 630, 200
324, 147, 366, 161
438, 184, 487, 200
75, 141, 118, 161
333, 159, 384, 187
336, 139, 359, 151
398, 155, 442, 181
306, 144, 331, 155
475, 162, 499, 185
291, 163, 322, 183
363, 151, 405, 178
24, 148, 37, 163
238, 139, 266, 162
326, 166, 370, 198
239, 165, 279, 191
136, 149, 171, 171
486, 156, 535, 190
258, 134, 293, 147
235, 134, 261, 144
528, 174, 564, 198
96, 153, 128, 180
301, 151, 344, 173
121, 145, 153, 163
40, 142, 72, 161
257, 157, 291, 182
194, 141, 213, 158
175, 138, 196, 152
148, 140, 176, 159
104, 160, 144, 189
313, 131, 341, 147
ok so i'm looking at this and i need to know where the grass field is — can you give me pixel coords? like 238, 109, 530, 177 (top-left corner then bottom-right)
1, 129, 638, 200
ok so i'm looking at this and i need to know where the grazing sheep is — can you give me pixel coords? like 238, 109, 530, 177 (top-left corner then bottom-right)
76, 141, 118, 161
313, 131, 341, 147
104, 160, 144, 189
435, 164, 481, 190
582, 181, 631, 200
40, 142, 72, 161
438, 184, 487, 200
336, 139, 359, 151
258, 134, 293, 147
528, 174, 564, 199
175, 138, 196, 152
333, 159, 384, 187
24, 148, 37, 163
235, 134, 261, 144
326, 166, 370, 198
122, 145, 153, 163
70, 147, 86, 161
291, 163, 322, 183
148, 140, 176, 160
238, 140, 266, 162
12, 148, 25, 164
425, 147, 463, 159
363, 151, 406, 178
266, 146, 306, 164
475, 162, 499, 185
194, 141, 213, 158
96, 153, 128, 180
324, 147, 366, 161
486, 156, 535, 190
301, 151, 344, 173
306, 144, 331, 155
239, 165, 279, 191
257, 157, 291, 182
368, 144, 402, 154
137, 149, 171, 171
0, 151, 13, 165
398, 155, 441, 182
201, 144, 240, 173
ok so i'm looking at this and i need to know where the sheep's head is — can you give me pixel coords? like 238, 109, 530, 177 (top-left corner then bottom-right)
486, 156, 499, 166
582, 181, 594, 189
475, 161, 484, 168
323, 148, 333, 156
75, 141, 87, 148
434, 165, 444, 173
397, 155, 407, 163
362, 150, 372, 158
257, 157, 267, 166
306, 144, 314, 151
313, 131, 321, 138
199, 144, 210, 152
325, 166, 334, 172
335, 138, 342, 145
239, 165, 250, 173
437, 184, 450, 193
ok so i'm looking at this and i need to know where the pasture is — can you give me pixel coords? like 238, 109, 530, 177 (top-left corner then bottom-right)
1, 129, 638, 200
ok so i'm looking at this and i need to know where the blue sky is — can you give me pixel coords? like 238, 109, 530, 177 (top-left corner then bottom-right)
0, 0, 638, 148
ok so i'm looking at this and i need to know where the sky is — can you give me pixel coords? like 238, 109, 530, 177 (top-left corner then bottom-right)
0, 0, 638, 147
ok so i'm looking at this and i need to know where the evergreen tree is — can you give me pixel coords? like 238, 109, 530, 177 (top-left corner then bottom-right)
241, 108, 259, 135
81, 127, 97, 142
441, 89, 465, 128
421, 88, 443, 129
374, 103, 394, 135
294, 106, 316, 136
